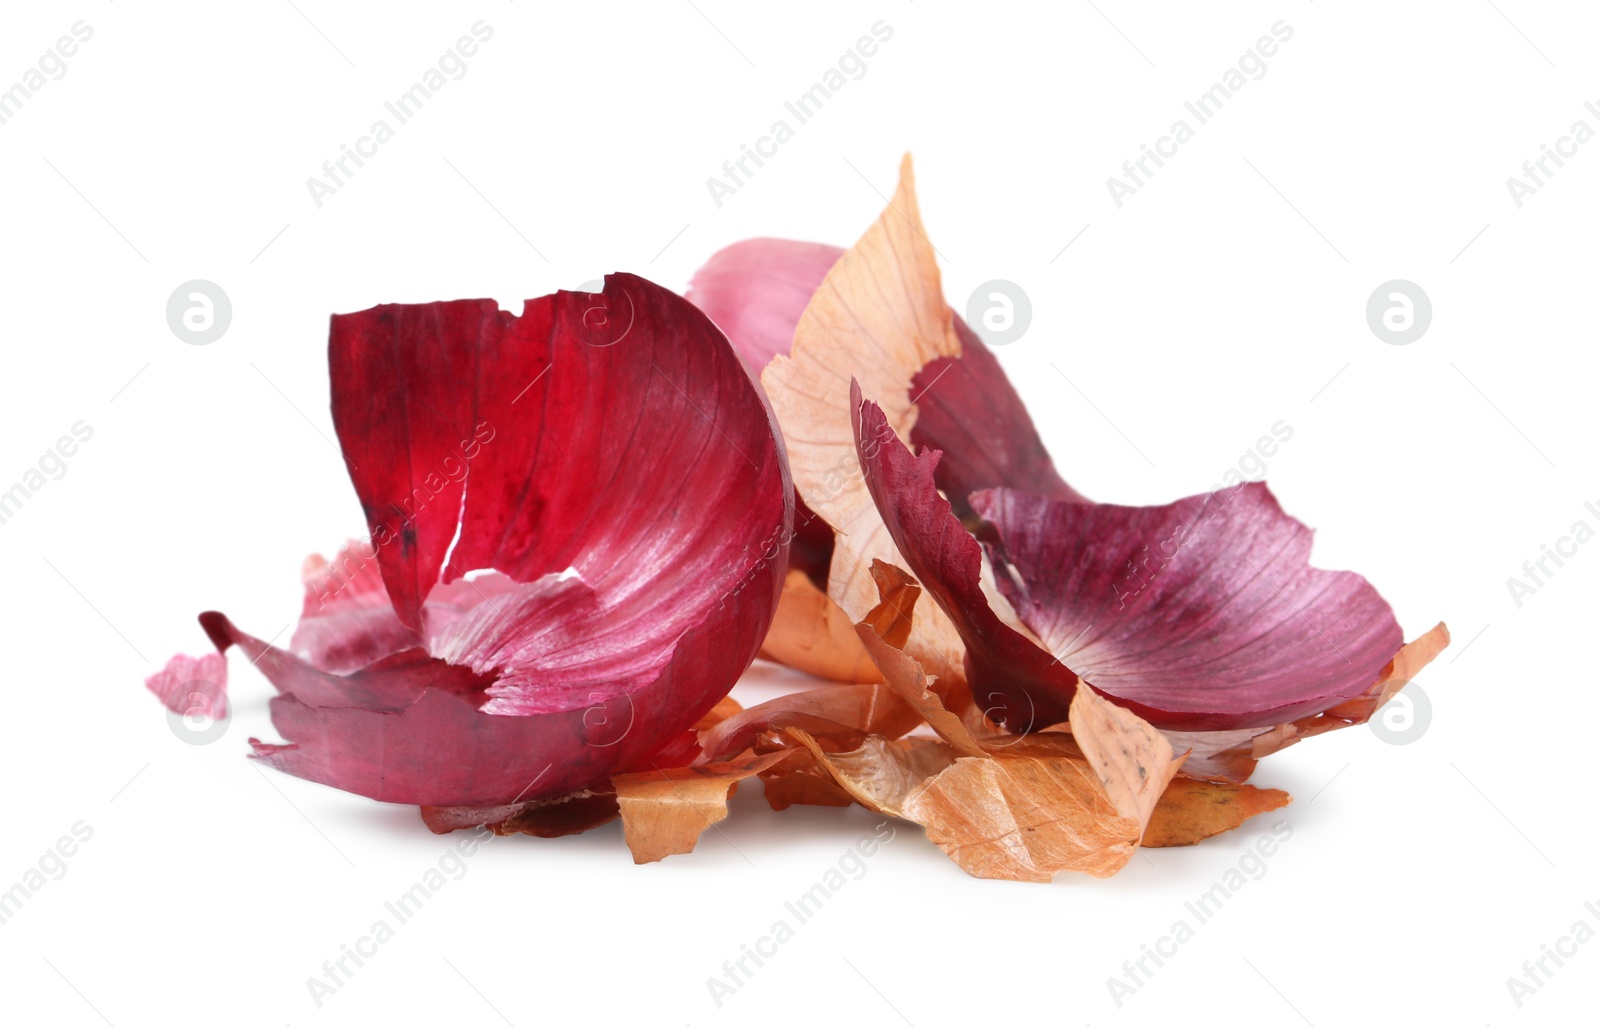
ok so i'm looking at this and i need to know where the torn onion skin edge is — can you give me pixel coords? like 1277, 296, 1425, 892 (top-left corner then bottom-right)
163, 273, 794, 815
142, 156, 1449, 876
849, 380, 1421, 737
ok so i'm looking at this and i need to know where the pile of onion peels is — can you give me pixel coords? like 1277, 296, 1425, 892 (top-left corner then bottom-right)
146, 156, 1446, 882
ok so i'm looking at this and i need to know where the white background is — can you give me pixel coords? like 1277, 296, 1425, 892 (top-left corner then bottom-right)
1, 2, 1595, 1024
